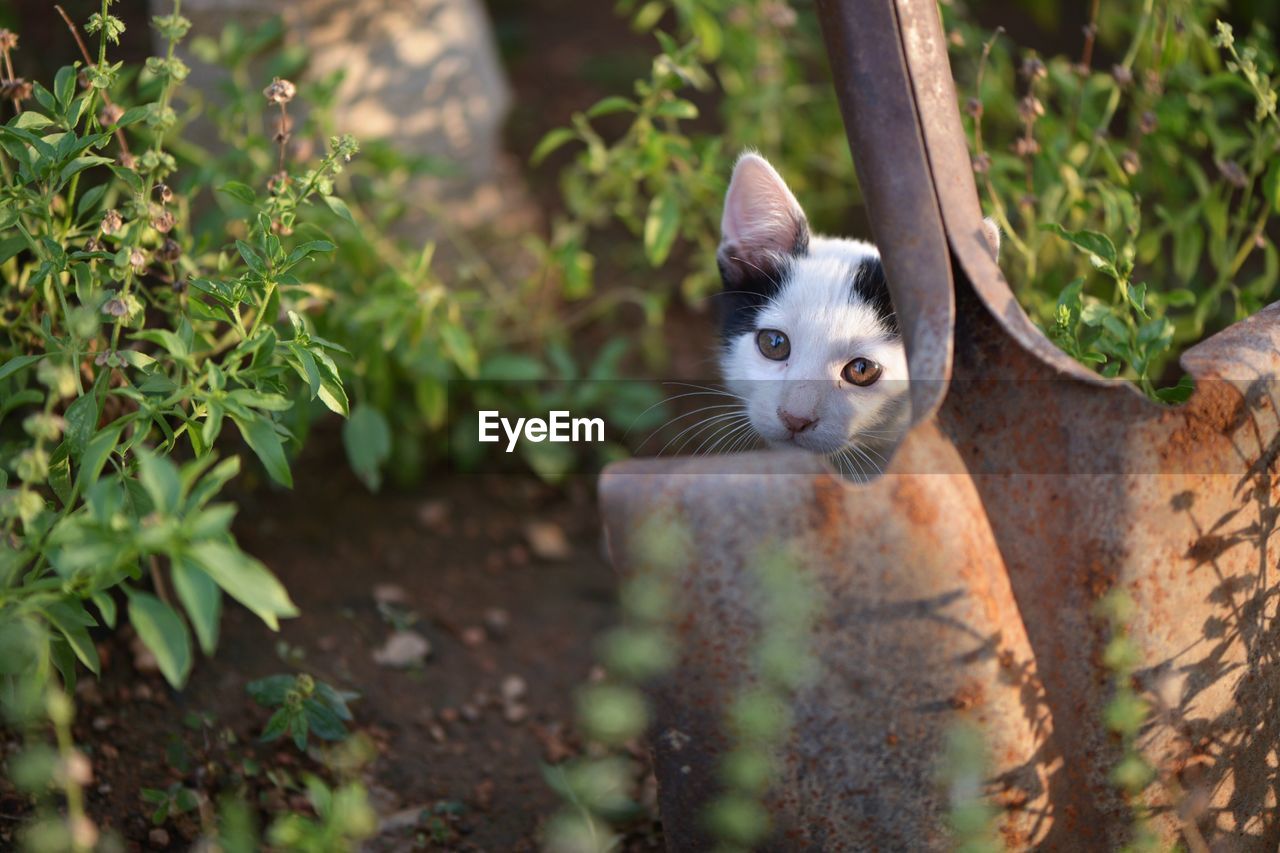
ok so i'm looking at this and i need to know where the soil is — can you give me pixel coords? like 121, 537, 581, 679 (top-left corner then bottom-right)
0, 428, 660, 850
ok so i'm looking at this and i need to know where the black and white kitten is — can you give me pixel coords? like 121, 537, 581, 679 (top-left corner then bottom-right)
715, 152, 997, 475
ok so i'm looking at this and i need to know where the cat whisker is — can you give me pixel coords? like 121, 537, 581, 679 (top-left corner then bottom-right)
632, 402, 747, 452
659, 410, 747, 458
694, 417, 752, 457
625, 390, 744, 438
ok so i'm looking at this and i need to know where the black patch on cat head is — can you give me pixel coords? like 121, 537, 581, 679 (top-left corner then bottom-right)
715, 224, 810, 342
851, 256, 898, 335
715, 250, 789, 340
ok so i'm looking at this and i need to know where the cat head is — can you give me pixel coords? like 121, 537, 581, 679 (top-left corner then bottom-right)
717, 153, 998, 457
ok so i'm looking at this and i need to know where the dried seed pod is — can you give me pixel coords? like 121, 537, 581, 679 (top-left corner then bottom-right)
267, 171, 289, 193
1121, 150, 1141, 176
1017, 95, 1045, 123
971, 153, 991, 175
1013, 137, 1040, 157
1020, 56, 1047, 82
0, 78, 33, 102
98, 103, 124, 126
129, 249, 147, 272
1139, 110, 1158, 135
101, 209, 123, 235
153, 183, 173, 204
157, 238, 181, 263
102, 298, 128, 317
965, 97, 984, 119
151, 209, 175, 233
263, 77, 296, 105
0, 30, 18, 52
1112, 64, 1134, 87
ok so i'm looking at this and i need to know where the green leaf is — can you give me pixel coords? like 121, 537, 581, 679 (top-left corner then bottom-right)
91, 591, 117, 629
586, 96, 637, 118
76, 424, 122, 492
322, 194, 356, 227
235, 240, 267, 276
59, 156, 113, 187
303, 698, 348, 741
1265, 159, 1280, 214
643, 188, 680, 266
186, 540, 298, 630
247, 674, 295, 706
230, 413, 293, 488
127, 590, 192, 687
654, 99, 698, 119
137, 451, 181, 514
42, 601, 100, 675
260, 707, 291, 742
440, 323, 478, 378
217, 181, 257, 205
1040, 223, 1117, 267
172, 557, 221, 655
0, 354, 44, 383
530, 128, 577, 165
342, 405, 392, 492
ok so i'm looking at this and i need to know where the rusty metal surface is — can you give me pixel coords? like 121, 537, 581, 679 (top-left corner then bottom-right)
599, 0, 1280, 849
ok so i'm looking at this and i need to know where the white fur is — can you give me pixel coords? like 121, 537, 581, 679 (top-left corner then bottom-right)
719, 236, 909, 456
717, 153, 910, 465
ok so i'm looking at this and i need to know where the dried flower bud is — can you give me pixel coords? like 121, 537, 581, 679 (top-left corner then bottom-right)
119, 151, 137, 170
174, 275, 189, 295
83, 237, 102, 253
965, 97, 984, 119
153, 183, 173, 204
271, 219, 294, 236
151, 209, 175, 233
1139, 110, 1158, 135
971, 152, 991, 174
267, 171, 289, 193
158, 238, 181, 262
1020, 56, 1047, 82
1013, 137, 1041, 157
1121, 150, 1141, 176
1112, 65, 1133, 87
949, 31, 966, 48
263, 77, 296, 105
129, 249, 147, 272
94, 351, 110, 366
0, 78, 33, 102
0, 30, 18, 52
1018, 95, 1045, 123
102, 298, 128, 317
1018, 193, 1037, 209
101, 209, 123, 235
1218, 159, 1247, 188
98, 103, 124, 126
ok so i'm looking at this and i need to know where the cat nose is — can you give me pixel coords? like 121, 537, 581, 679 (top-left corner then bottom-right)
778, 408, 817, 434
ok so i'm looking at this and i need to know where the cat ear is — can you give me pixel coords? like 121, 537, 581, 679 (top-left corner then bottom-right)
981, 216, 1001, 261
718, 153, 809, 284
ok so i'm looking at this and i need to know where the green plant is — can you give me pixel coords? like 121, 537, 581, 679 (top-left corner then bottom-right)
264, 776, 377, 852
140, 782, 200, 825
951, 1, 1280, 397
0, 2, 363, 717
247, 672, 358, 752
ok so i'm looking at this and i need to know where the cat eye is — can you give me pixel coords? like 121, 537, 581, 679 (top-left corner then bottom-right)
842, 357, 882, 386
756, 329, 790, 361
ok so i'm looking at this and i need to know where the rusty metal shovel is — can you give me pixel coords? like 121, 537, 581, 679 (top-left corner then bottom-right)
600, 0, 1280, 849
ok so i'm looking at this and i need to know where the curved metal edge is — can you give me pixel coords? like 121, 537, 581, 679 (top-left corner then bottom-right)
814, 0, 955, 427
890, 0, 1111, 388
